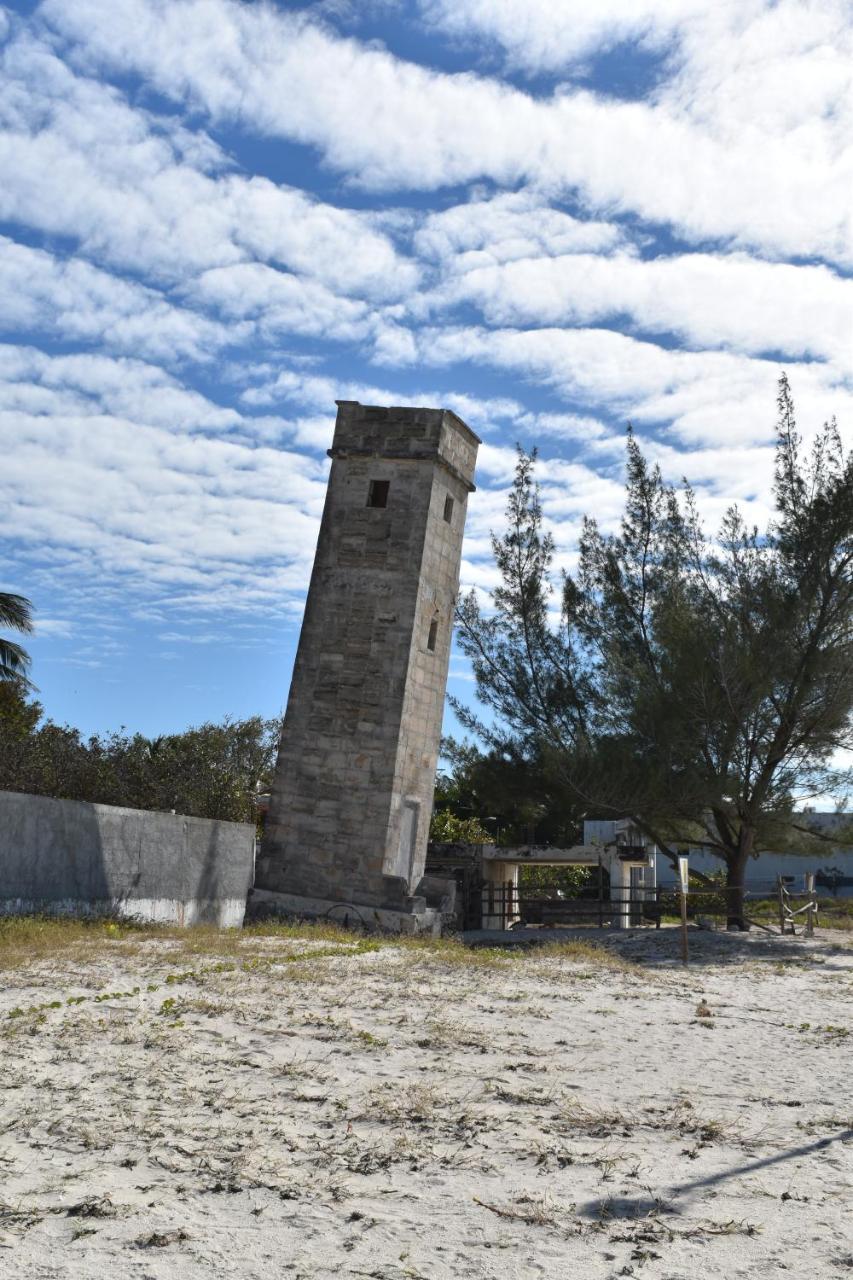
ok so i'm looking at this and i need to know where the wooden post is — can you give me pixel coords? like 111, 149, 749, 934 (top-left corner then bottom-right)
777, 875, 786, 935
597, 854, 604, 929
805, 873, 815, 937
678, 854, 689, 967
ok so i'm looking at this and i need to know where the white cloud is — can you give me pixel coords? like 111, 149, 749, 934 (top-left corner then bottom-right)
0, 29, 418, 298
415, 191, 628, 263
0, 344, 336, 621
1, 0, 851, 721
419, 0, 853, 136
0, 344, 243, 433
32, 617, 74, 638
40, 0, 853, 265
515, 412, 621, 455
411, 324, 853, 452
188, 263, 373, 343
239, 366, 522, 438
0, 340, 534, 640
418, 0, 705, 69
157, 631, 220, 644
0, 236, 240, 363
429, 249, 853, 371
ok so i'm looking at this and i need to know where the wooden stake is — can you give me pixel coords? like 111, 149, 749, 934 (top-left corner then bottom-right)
597, 853, 604, 929
805, 873, 815, 937
677, 854, 689, 967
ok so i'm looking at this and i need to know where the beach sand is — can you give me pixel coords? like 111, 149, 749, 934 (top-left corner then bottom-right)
1, 923, 851, 1279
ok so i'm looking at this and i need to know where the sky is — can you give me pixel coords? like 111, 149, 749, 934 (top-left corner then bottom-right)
1, 0, 852, 739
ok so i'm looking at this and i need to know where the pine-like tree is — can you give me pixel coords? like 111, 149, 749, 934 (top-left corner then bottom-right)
455, 378, 853, 926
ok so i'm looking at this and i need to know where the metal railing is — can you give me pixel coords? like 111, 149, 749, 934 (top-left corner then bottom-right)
477, 883, 662, 930
474, 878, 823, 934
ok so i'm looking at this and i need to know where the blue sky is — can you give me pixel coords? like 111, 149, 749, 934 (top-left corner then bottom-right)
1, 0, 852, 738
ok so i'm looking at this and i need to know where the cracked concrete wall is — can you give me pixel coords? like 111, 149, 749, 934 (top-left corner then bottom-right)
0, 789, 255, 925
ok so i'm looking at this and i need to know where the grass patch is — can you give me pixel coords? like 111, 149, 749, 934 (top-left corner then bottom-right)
0, 914, 375, 972
557, 1098, 632, 1138
813, 898, 853, 932
530, 939, 635, 971
0, 912, 701, 979
0, 915, 148, 970
172, 918, 362, 955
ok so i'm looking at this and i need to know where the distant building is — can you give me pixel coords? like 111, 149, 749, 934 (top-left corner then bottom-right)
649, 813, 853, 897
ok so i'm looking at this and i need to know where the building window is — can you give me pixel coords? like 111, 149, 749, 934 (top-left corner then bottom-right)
367, 479, 389, 508
427, 619, 438, 651
443, 495, 454, 523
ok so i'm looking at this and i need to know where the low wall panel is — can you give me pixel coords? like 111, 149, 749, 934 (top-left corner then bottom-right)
0, 790, 254, 926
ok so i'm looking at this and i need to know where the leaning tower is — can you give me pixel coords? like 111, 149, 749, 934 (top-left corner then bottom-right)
255, 401, 479, 930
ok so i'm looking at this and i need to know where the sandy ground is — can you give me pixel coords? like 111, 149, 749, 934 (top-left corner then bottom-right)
1, 924, 851, 1280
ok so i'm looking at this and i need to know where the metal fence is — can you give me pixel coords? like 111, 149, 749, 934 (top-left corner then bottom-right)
478, 883, 661, 930
474, 876, 821, 933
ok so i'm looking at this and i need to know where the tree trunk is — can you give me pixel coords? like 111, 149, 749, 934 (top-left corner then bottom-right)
726, 833, 753, 930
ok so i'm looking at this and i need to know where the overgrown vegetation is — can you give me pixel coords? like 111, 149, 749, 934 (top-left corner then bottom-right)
0, 914, 648, 976
433, 737, 584, 846
428, 807, 491, 843
0, 682, 279, 823
519, 864, 597, 897
454, 378, 853, 926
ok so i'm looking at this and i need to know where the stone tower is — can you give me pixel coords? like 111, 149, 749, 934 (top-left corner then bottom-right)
255, 401, 479, 930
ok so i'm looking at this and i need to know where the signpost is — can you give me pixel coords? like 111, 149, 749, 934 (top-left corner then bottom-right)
678, 854, 689, 967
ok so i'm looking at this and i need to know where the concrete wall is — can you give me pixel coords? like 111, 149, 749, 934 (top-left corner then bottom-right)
0, 790, 255, 926
655, 846, 853, 896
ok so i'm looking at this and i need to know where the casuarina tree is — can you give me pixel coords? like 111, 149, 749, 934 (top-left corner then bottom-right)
454, 377, 853, 927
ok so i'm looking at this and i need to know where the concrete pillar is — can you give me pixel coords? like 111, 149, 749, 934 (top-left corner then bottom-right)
608, 855, 631, 929
481, 860, 519, 930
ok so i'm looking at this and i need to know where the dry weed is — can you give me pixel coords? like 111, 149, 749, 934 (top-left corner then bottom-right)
529, 939, 636, 971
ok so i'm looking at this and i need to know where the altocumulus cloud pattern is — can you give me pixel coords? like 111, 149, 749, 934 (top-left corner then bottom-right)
1, 0, 851, 733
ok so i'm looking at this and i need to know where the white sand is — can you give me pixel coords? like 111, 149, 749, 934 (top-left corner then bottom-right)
1, 925, 851, 1279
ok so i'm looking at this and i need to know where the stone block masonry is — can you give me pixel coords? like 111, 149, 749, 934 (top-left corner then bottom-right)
255, 401, 480, 930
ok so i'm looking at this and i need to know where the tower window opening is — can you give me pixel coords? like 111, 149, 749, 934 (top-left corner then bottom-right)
443, 495, 454, 523
427, 619, 439, 651
367, 479, 390, 508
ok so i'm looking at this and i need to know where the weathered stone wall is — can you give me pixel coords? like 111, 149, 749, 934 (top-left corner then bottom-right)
257, 401, 479, 914
0, 789, 255, 926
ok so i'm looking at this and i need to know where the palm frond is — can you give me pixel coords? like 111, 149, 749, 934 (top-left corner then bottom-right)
0, 593, 34, 634
0, 637, 32, 681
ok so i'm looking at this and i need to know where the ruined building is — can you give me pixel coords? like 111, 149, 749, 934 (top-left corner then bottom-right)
254, 401, 479, 931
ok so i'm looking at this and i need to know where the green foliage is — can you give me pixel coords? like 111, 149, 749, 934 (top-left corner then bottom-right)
428, 807, 491, 843
0, 683, 279, 823
658, 870, 730, 919
434, 737, 584, 846
0, 592, 34, 688
519, 864, 596, 896
454, 378, 853, 922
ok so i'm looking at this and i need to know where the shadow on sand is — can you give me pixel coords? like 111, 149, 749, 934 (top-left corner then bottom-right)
463, 923, 852, 971
576, 1125, 853, 1220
